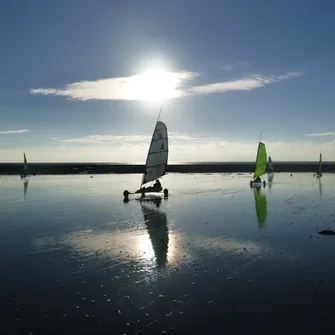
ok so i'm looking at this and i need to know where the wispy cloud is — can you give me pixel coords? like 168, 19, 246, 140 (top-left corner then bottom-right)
59, 133, 223, 145
51, 137, 67, 140
30, 71, 197, 101
0, 129, 28, 135
30, 70, 303, 101
222, 65, 234, 72
189, 72, 302, 95
306, 132, 335, 137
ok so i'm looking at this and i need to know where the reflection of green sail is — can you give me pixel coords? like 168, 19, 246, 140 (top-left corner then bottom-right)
253, 188, 267, 227
140, 201, 169, 267
318, 178, 322, 197
253, 142, 267, 179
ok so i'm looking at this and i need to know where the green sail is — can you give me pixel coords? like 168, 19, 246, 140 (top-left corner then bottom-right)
254, 188, 267, 227
253, 142, 267, 179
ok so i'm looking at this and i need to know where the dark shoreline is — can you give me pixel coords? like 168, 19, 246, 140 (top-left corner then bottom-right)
1, 162, 334, 175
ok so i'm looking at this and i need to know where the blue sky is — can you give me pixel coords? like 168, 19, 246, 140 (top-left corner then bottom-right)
1, 0, 335, 162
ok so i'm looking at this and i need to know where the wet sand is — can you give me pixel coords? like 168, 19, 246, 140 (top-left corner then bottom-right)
1, 173, 335, 334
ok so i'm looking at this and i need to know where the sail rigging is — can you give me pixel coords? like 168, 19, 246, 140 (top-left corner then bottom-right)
253, 142, 267, 179
141, 121, 168, 187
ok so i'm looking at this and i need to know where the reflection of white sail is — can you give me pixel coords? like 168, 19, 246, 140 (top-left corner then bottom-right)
141, 121, 168, 187
24, 179, 29, 200
140, 200, 169, 267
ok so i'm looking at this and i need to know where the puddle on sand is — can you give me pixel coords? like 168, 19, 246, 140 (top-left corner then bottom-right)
1, 173, 335, 334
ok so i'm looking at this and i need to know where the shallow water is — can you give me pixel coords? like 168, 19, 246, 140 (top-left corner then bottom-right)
1, 173, 335, 334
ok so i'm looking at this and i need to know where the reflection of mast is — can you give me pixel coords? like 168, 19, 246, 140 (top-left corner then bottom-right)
140, 199, 169, 267
318, 178, 322, 198
23, 179, 29, 201
253, 188, 267, 228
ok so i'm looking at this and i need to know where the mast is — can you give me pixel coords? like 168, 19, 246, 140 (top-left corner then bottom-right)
157, 104, 164, 123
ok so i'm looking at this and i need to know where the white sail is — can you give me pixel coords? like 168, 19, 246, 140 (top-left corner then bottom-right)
23, 153, 28, 172
141, 121, 168, 186
267, 156, 273, 172
316, 153, 322, 174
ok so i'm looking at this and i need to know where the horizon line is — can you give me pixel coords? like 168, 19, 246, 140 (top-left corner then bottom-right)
0, 161, 333, 165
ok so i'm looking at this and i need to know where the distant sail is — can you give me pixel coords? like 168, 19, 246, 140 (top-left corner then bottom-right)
23, 153, 28, 172
267, 156, 273, 173
316, 153, 322, 175
141, 121, 168, 186
253, 142, 267, 179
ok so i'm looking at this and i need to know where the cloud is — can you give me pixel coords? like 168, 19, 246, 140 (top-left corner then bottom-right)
59, 133, 222, 145
0, 129, 28, 135
306, 132, 335, 137
189, 72, 302, 95
30, 71, 197, 101
30, 70, 303, 101
222, 65, 234, 72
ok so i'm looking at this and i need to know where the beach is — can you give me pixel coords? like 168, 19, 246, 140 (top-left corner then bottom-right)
1, 162, 335, 175
1, 173, 335, 334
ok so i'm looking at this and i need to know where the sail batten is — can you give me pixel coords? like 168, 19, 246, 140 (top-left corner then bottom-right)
141, 121, 168, 187
253, 142, 267, 179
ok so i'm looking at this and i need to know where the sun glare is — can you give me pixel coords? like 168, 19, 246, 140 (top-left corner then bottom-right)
127, 69, 182, 101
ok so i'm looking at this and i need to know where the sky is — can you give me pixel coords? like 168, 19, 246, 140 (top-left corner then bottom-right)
1, 0, 335, 163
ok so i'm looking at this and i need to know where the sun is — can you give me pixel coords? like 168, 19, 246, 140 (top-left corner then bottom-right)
127, 69, 182, 101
